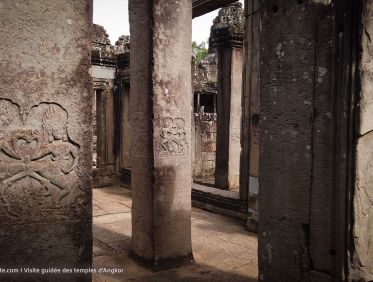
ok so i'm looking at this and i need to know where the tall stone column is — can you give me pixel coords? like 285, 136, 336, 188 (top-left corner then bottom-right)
0, 1, 92, 281
352, 1, 373, 280
210, 3, 244, 190
258, 1, 362, 280
129, 0, 193, 269
241, 0, 260, 227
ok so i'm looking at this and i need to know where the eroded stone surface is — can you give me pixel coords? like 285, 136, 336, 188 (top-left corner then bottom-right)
129, 0, 193, 266
0, 0, 92, 280
352, 1, 373, 280
210, 3, 244, 191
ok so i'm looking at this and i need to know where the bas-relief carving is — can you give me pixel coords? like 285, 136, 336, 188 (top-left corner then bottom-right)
131, 113, 150, 157
158, 117, 188, 157
0, 98, 84, 224
230, 131, 240, 144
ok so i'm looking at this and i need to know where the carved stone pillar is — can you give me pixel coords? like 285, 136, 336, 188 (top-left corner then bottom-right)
210, 3, 244, 190
0, 1, 92, 281
129, 0, 193, 269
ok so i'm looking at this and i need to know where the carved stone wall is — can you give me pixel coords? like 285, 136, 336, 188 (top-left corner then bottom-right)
0, 0, 92, 280
193, 113, 217, 178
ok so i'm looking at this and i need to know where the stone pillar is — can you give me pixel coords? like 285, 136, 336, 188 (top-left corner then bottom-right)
258, 1, 362, 281
241, 0, 260, 181
115, 36, 132, 186
120, 83, 132, 170
96, 89, 106, 167
0, 1, 92, 281
352, 1, 373, 280
241, 0, 260, 228
91, 24, 117, 187
104, 87, 115, 165
129, 0, 193, 269
210, 3, 244, 190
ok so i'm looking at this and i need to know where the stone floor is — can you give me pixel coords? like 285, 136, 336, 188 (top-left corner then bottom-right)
193, 177, 259, 195
193, 177, 240, 193
93, 186, 258, 282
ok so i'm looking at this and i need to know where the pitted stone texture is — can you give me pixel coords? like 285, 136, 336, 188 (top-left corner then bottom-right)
360, 1, 373, 136
194, 113, 217, 178
258, 1, 339, 281
129, 0, 193, 267
211, 2, 244, 33
354, 133, 373, 280
352, 1, 373, 280
209, 3, 243, 191
0, 1, 92, 280
209, 2, 244, 49
93, 24, 111, 46
214, 48, 243, 190
92, 24, 116, 66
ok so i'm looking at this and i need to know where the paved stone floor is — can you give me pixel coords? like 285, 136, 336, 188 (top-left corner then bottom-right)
93, 186, 258, 281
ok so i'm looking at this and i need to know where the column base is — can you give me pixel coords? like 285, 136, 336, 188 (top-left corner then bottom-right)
129, 251, 195, 272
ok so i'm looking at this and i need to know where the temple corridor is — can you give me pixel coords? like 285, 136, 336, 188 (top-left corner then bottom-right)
92, 186, 258, 281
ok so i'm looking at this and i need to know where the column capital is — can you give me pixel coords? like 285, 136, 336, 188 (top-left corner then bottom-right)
209, 2, 244, 49
115, 35, 130, 69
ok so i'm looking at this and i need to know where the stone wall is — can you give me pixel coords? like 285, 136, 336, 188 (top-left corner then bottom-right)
193, 113, 217, 178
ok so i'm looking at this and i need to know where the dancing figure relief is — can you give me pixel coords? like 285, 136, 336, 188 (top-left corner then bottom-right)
0, 98, 81, 222
159, 117, 188, 157
131, 114, 150, 156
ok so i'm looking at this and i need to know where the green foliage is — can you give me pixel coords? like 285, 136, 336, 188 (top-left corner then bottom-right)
192, 41, 208, 63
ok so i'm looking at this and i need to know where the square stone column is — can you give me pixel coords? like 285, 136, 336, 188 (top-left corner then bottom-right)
352, 1, 373, 280
210, 3, 244, 190
0, 1, 93, 281
258, 1, 363, 281
129, 0, 193, 269
241, 0, 260, 226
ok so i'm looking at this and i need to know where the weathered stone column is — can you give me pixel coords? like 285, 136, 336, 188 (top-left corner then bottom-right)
352, 1, 373, 280
91, 24, 117, 187
116, 37, 132, 186
0, 1, 92, 281
241, 0, 260, 228
129, 0, 193, 269
258, 0, 362, 281
210, 3, 244, 190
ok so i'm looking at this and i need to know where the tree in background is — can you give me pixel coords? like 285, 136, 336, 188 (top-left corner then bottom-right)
192, 41, 208, 63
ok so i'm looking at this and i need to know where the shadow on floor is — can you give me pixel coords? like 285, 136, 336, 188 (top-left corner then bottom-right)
93, 224, 257, 282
